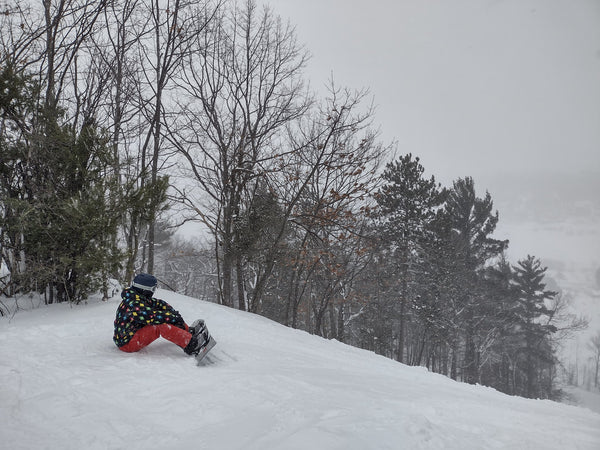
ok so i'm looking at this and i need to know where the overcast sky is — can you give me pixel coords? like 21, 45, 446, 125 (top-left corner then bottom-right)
267, 0, 600, 190
256, 0, 600, 267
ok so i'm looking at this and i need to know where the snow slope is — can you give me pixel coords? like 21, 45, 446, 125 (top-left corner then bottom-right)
1, 291, 599, 450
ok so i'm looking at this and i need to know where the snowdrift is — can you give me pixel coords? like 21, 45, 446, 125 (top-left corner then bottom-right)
1, 290, 599, 449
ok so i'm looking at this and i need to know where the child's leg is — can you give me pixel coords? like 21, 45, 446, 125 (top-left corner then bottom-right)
155, 323, 192, 348
119, 325, 161, 353
118, 324, 192, 353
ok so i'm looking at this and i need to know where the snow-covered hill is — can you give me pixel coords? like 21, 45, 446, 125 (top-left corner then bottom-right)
1, 291, 599, 450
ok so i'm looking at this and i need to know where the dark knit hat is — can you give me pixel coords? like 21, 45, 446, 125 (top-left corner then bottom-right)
132, 273, 158, 293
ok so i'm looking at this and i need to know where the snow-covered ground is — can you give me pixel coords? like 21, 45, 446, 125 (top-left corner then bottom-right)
1, 291, 599, 450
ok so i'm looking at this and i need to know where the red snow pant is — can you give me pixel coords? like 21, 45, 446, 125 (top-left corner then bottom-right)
119, 324, 191, 353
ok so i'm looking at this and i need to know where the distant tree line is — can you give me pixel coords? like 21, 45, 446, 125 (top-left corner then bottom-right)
0, 0, 587, 399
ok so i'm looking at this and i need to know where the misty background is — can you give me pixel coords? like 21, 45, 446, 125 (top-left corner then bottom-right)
267, 0, 600, 368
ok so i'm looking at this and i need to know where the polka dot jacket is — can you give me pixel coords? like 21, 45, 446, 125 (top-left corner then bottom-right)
113, 288, 186, 348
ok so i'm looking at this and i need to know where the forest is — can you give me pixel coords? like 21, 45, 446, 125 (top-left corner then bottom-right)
0, 0, 593, 399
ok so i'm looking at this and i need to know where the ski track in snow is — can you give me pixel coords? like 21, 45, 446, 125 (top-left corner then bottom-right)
1, 291, 600, 450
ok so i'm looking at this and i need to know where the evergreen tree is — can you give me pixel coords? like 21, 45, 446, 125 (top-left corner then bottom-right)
442, 177, 508, 383
512, 255, 558, 398
478, 258, 521, 394
373, 154, 445, 362
0, 61, 124, 302
419, 208, 464, 378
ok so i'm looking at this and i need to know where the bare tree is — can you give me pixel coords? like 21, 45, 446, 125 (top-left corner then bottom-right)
94, 0, 147, 283
169, 0, 310, 307
272, 84, 384, 330
135, 0, 217, 273
40, 0, 108, 113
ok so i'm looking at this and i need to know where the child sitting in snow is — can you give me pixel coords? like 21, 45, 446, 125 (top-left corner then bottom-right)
113, 273, 212, 357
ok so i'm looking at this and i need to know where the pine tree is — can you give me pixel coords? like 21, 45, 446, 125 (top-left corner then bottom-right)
442, 177, 508, 383
512, 255, 558, 398
0, 61, 125, 302
478, 258, 521, 394
373, 154, 445, 362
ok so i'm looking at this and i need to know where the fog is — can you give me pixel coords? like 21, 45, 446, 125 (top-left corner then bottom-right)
262, 0, 600, 359
267, 0, 600, 263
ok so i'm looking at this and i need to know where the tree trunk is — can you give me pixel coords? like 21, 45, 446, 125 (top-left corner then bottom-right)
337, 302, 345, 343
396, 248, 410, 363
221, 240, 234, 307
328, 303, 337, 339
464, 332, 477, 384
397, 294, 407, 363
450, 342, 458, 381
236, 254, 246, 311
314, 305, 324, 337
147, 64, 162, 275
594, 355, 599, 388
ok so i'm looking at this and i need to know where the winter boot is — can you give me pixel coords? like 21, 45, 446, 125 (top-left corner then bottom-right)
184, 319, 211, 356
188, 319, 205, 336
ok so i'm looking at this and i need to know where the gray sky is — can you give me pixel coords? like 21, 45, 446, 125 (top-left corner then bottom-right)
268, 0, 600, 188
262, 0, 600, 349
262, 0, 600, 268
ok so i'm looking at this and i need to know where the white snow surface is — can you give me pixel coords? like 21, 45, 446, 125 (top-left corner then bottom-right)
1, 290, 599, 450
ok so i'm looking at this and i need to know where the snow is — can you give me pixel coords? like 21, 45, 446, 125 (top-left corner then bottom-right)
1, 291, 600, 450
